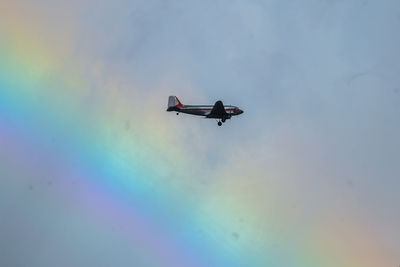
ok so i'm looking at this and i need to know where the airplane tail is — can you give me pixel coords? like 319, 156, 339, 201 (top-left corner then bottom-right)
167, 96, 183, 111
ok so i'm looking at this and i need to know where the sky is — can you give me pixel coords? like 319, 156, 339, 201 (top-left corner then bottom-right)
0, 0, 399, 266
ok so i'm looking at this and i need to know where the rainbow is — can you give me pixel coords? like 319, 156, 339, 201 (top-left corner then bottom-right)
0, 8, 265, 266
0, 3, 394, 267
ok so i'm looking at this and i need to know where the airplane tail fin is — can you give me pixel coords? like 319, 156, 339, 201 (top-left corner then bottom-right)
167, 96, 183, 111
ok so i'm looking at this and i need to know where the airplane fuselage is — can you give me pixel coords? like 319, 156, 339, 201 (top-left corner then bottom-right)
170, 105, 242, 117
167, 96, 243, 126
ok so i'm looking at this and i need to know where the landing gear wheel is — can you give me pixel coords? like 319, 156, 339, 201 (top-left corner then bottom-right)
218, 121, 222, 126
176, 113, 179, 115
222, 118, 226, 123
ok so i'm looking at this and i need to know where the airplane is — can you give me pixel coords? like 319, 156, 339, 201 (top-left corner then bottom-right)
166, 96, 243, 126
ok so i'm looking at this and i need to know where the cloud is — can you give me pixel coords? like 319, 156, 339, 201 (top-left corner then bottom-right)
1, 0, 400, 266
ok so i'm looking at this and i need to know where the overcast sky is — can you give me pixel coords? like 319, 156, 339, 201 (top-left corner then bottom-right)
1, 1, 399, 266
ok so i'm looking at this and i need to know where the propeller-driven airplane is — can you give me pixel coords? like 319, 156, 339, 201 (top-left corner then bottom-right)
166, 96, 243, 126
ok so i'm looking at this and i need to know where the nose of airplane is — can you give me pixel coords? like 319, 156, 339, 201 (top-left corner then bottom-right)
238, 109, 244, 114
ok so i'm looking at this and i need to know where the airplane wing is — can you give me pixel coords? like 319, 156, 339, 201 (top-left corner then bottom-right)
206, 100, 228, 118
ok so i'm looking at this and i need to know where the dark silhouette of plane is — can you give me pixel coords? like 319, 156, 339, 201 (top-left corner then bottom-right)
167, 96, 243, 126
